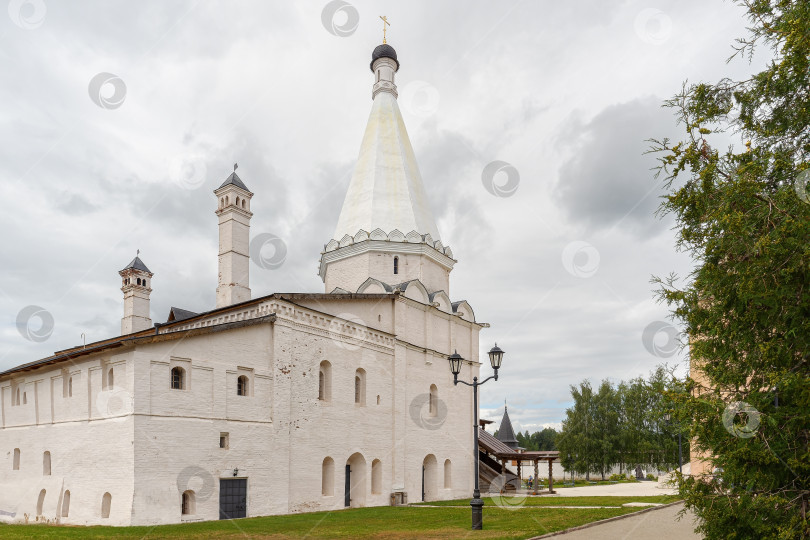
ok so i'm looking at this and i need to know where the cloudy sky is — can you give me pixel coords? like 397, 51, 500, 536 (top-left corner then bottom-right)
0, 0, 768, 432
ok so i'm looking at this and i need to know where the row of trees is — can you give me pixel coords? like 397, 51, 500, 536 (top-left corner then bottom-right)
556, 366, 689, 481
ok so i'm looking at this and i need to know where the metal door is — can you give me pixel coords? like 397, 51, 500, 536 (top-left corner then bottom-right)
421, 465, 426, 501
219, 478, 247, 519
344, 464, 351, 507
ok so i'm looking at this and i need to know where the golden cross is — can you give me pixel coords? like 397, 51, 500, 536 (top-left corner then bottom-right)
379, 15, 390, 43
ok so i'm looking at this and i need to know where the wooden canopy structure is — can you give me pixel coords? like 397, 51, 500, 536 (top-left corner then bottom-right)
478, 428, 559, 494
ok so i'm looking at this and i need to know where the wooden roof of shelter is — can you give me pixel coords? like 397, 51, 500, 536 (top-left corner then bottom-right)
478, 428, 559, 461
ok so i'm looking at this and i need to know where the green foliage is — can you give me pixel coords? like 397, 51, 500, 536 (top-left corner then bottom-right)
516, 426, 558, 451
650, 1, 810, 537
557, 369, 689, 481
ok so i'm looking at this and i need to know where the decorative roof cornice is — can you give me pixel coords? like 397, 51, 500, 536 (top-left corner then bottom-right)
318, 228, 455, 281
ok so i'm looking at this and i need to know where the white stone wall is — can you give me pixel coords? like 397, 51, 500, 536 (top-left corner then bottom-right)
0, 294, 482, 526
0, 351, 136, 525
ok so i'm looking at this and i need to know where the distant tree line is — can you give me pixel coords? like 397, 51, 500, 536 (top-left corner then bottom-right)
555, 365, 689, 481
493, 427, 559, 452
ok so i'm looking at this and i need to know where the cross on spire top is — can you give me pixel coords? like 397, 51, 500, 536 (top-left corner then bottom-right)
379, 15, 390, 43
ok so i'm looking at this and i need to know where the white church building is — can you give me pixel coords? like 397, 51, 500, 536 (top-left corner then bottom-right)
0, 42, 491, 526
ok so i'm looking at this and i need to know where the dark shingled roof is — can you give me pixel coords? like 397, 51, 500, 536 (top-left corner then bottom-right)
370, 43, 399, 71
496, 406, 519, 449
217, 171, 250, 192
121, 256, 151, 273
166, 307, 199, 323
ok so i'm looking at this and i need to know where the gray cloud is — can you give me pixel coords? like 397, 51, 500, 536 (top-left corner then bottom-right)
554, 97, 679, 238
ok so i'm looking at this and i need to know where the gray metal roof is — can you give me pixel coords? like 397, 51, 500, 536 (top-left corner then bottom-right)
166, 307, 199, 323
121, 256, 151, 273
217, 171, 250, 192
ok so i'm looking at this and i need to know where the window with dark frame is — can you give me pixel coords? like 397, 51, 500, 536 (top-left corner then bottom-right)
171, 367, 185, 390
237, 375, 249, 396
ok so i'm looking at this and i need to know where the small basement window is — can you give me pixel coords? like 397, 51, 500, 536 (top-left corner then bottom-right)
220, 433, 229, 449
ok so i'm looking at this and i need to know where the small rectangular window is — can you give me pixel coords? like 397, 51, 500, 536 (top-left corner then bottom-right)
220, 433, 229, 449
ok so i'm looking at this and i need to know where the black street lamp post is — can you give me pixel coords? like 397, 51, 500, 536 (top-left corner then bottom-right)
448, 344, 504, 531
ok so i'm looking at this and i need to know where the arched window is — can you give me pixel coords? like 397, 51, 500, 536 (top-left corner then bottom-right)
37, 489, 46, 516
318, 361, 331, 401
444, 459, 452, 489
429, 384, 438, 417
225, 195, 229, 205
14, 388, 20, 406
241, 199, 246, 209
171, 367, 185, 390
107, 368, 114, 389
68, 377, 73, 397
43, 451, 51, 475
237, 375, 249, 396
101, 492, 112, 518
371, 459, 382, 494
393, 256, 399, 274
12, 448, 20, 470
322, 457, 334, 496
354, 368, 366, 406
235, 196, 240, 207
22, 392, 26, 405
61, 490, 70, 517
181, 490, 195, 515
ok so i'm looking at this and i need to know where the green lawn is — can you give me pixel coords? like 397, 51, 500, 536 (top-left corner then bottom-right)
0, 499, 669, 540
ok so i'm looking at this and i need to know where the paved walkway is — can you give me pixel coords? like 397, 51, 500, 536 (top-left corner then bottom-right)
549, 480, 676, 497
532, 502, 701, 539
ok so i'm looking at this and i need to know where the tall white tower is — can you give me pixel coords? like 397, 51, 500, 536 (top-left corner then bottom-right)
119, 254, 153, 334
319, 43, 455, 295
214, 167, 253, 308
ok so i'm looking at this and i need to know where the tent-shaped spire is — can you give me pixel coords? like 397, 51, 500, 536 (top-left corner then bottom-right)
121, 255, 151, 274
218, 171, 250, 192
331, 43, 441, 243
496, 405, 519, 449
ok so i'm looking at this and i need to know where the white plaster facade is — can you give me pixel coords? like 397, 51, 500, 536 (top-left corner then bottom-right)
0, 41, 489, 527
0, 293, 481, 525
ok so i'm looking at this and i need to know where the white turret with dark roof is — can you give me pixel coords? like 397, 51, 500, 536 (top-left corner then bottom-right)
119, 253, 153, 334
320, 43, 457, 301
214, 166, 253, 308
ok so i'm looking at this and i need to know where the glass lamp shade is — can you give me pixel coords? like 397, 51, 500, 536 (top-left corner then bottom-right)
448, 351, 464, 375
488, 344, 505, 370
